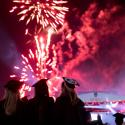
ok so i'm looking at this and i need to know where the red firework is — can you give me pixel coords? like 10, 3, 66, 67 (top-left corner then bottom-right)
10, 0, 69, 31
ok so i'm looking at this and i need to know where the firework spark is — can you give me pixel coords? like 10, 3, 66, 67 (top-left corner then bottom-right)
10, 0, 69, 31
19, 83, 31, 98
10, 28, 61, 97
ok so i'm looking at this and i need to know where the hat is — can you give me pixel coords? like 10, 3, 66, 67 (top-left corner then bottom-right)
113, 113, 125, 120
5, 79, 23, 92
62, 77, 79, 89
32, 78, 48, 87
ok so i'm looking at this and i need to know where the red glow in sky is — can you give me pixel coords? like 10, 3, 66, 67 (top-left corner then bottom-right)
1, 0, 125, 98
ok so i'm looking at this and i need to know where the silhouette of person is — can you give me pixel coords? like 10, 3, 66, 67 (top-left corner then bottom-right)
88, 114, 104, 125
97, 114, 103, 125
27, 78, 54, 125
84, 111, 92, 125
0, 79, 26, 125
54, 77, 87, 125
113, 113, 125, 125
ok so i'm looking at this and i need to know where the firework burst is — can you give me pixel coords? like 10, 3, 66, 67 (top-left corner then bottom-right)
10, 0, 69, 31
10, 28, 61, 97
10, 28, 57, 81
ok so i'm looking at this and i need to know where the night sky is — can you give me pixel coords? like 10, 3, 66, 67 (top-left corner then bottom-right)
0, 0, 125, 98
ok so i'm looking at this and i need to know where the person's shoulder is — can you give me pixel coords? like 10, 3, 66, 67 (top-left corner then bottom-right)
48, 97, 54, 103
55, 96, 67, 104
29, 97, 38, 103
77, 98, 85, 106
27, 98, 36, 105
56, 96, 64, 101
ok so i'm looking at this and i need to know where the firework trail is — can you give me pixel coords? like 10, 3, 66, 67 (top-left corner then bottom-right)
10, 0, 69, 31
10, 28, 61, 97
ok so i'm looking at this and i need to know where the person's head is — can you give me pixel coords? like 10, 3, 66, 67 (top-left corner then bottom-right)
113, 113, 125, 125
61, 77, 80, 105
97, 114, 103, 125
4, 79, 23, 115
32, 78, 49, 97
4, 79, 23, 97
61, 77, 79, 94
